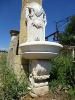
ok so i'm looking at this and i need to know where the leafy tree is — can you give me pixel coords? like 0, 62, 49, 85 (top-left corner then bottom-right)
65, 16, 75, 35
59, 15, 75, 45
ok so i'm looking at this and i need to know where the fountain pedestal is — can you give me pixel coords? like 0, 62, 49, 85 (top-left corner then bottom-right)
29, 60, 51, 96
19, 1, 63, 97
20, 41, 63, 96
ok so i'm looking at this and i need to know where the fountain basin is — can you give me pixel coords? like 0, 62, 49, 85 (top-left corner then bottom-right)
19, 41, 63, 59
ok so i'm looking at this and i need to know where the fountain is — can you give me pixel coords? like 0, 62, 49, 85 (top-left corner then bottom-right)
19, 1, 63, 97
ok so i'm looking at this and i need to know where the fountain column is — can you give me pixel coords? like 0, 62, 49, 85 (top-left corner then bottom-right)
20, 1, 50, 96
19, 0, 63, 97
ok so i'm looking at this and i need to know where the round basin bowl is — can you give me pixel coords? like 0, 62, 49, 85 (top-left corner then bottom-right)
19, 41, 63, 59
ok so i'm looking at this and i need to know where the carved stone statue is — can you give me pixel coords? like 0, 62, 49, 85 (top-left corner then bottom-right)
25, 2, 47, 41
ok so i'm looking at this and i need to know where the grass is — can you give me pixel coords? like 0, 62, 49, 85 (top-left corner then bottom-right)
0, 52, 75, 99
0, 53, 28, 100
49, 53, 75, 99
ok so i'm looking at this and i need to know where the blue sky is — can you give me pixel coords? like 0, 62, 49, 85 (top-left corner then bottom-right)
0, 0, 75, 50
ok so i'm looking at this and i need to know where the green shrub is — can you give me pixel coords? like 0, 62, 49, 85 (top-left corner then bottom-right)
68, 87, 75, 99
0, 53, 28, 100
49, 53, 75, 98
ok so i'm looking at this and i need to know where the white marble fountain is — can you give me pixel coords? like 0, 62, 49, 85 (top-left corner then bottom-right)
19, 2, 63, 97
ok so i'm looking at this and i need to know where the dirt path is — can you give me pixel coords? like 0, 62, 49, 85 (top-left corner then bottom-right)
20, 92, 69, 100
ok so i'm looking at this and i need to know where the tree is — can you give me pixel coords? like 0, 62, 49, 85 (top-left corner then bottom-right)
59, 15, 75, 46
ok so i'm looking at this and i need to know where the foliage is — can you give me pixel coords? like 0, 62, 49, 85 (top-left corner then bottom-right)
65, 16, 75, 35
59, 33, 74, 45
59, 15, 75, 45
0, 53, 28, 100
67, 87, 75, 99
49, 53, 75, 98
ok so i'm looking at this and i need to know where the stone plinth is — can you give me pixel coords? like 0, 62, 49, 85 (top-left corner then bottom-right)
8, 30, 19, 67
28, 60, 51, 96
8, 30, 28, 82
30, 86, 49, 97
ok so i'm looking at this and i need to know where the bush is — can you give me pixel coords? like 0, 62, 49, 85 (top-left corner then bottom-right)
49, 53, 75, 98
0, 53, 28, 100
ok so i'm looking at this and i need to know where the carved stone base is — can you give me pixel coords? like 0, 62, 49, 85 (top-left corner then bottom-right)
30, 85, 49, 97
29, 60, 51, 97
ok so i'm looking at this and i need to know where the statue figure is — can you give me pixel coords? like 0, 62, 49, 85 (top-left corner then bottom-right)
25, 2, 47, 41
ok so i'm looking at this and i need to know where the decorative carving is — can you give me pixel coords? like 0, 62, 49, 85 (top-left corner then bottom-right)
29, 60, 51, 90
25, 2, 47, 28
25, 2, 47, 41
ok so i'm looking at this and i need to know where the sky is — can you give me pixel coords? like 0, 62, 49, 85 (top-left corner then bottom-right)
0, 0, 75, 50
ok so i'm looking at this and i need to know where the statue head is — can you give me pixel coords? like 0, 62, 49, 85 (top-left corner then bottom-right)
27, 2, 43, 16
